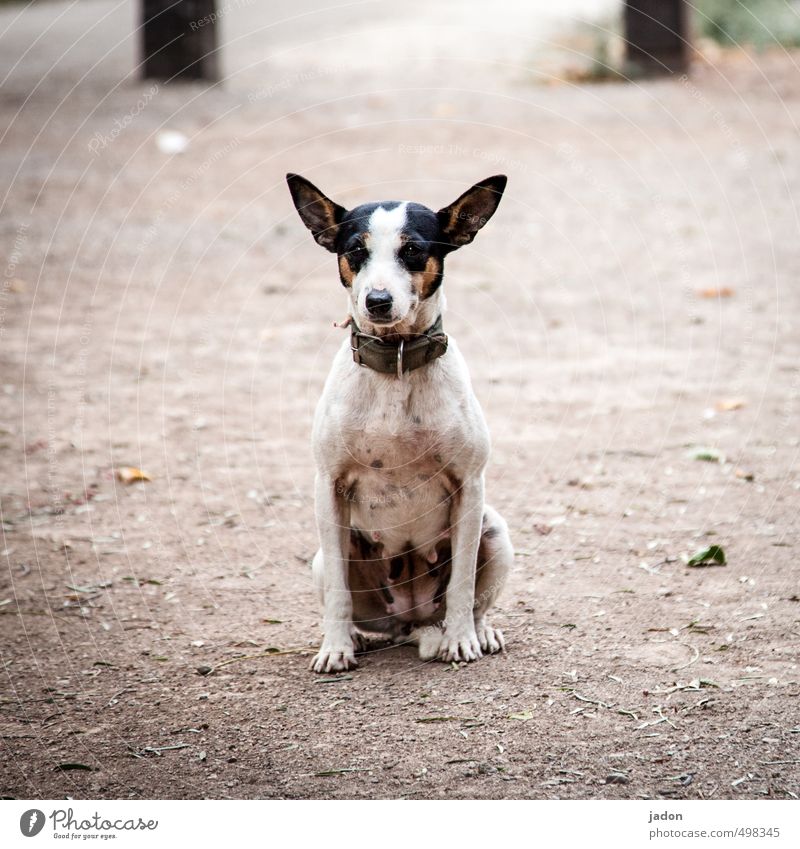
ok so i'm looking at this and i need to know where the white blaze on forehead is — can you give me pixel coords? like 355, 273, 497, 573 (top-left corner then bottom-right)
366, 203, 407, 279
355, 202, 415, 322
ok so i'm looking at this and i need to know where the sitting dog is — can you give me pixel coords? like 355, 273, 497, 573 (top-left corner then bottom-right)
286, 173, 514, 673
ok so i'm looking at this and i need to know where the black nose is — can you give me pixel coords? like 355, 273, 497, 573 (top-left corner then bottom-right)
365, 289, 393, 318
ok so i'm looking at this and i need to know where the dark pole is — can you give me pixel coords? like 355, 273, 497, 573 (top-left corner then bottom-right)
624, 0, 690, 76
141, 1, 219, 81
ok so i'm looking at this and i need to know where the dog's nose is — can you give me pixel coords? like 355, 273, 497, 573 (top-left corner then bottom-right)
365, 289, 393, 318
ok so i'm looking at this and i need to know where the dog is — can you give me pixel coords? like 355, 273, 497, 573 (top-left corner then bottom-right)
286, 173, 514, 673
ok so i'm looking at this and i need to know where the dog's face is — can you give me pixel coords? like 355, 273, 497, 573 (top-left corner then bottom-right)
286, 174, 507, 332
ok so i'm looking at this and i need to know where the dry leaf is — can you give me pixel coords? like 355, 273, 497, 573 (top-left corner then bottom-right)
687, 545, 726, 568
432, 102, 456, 118
715, 397, 747, 411
116, 466, 152, 485
699, 287, 735, 298
693, 447, 723, 463
508, 710, 535, 720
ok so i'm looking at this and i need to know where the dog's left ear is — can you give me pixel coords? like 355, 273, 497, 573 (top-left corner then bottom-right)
437, 175, 507, 250
286, 173, 347, 252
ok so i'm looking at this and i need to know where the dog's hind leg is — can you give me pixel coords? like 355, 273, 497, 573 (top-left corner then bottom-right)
409, 507, 512, 661
473, 504, 512, 654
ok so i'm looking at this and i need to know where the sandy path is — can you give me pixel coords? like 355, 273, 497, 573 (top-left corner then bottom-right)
1, 0, 798, 799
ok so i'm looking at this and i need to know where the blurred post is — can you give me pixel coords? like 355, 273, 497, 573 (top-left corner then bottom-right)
141, 1, 219, 81
624, 0, 689, 76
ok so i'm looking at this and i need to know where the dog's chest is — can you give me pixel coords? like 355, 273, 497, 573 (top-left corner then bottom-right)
337, 386, 464, 554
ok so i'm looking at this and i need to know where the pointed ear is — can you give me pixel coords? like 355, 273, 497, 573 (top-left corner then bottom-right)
286, 173, 347, 252
437, 175, 507, 250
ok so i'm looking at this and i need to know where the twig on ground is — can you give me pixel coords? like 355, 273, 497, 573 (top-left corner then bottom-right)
672, 643, 700, 672
571, 691, 613, 709
198, 647, 310, 675
129, 743, 190, 759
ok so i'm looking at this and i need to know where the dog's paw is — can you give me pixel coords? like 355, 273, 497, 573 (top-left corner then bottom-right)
418, 624, 483, 663
351, 630, 369, 654
475, 619, 505, 655
310, 642, 358, 673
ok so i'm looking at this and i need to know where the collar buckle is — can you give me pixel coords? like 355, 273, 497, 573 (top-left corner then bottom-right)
349, 315, 447, 376
350, 341, 365, 367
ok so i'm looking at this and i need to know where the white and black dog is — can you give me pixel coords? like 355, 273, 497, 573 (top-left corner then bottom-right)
287, 174, 514, 673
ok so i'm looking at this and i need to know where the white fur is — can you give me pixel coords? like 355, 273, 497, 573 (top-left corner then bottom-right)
309, 301, 513, 672
351, 203, 421, 334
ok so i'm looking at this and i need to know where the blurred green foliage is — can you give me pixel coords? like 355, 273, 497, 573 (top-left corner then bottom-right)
694, 0, 800, 47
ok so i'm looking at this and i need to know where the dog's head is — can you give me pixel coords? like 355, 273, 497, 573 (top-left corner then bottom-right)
286, 174, 507, 334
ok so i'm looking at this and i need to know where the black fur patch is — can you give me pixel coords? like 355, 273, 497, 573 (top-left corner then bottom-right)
334, 201, 448, 299
350, 529, 380, 563
287, 175, 508, 297
389, 556, 405, 581
437, 175, 507, 249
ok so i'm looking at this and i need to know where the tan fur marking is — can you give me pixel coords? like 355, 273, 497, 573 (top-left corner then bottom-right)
412, 255, 442, 300
338, 255, 354, 287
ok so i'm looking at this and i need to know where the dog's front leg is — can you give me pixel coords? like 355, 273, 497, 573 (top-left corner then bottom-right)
310, 473, 356, 673
434, 476, 485, 663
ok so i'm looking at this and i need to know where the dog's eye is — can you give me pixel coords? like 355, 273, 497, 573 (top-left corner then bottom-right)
348, 245, 368, 264
401, 243, 422, 260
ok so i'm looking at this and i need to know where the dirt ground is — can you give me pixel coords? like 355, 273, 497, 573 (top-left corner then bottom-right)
1, 0, 799, 800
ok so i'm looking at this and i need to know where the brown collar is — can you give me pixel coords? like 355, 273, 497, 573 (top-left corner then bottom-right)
350, 315, 448, 377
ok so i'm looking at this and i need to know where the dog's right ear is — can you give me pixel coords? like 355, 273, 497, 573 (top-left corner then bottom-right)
437, 175, 507, 250
286, 173, 347, 253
